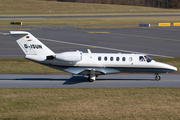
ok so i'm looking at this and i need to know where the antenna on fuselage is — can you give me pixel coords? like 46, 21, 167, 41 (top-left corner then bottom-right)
87, 49, 91, 53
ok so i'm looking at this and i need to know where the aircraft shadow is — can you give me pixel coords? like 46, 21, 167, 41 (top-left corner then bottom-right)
0, 76, 88, 85
63, 76, 88, 85
63, 77, 155, 85
97, 79, 155, 81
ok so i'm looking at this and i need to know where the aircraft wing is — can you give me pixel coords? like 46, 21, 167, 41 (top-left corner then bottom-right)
63, 67, 121, 75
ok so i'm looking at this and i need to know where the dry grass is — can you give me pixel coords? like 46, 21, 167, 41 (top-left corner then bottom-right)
0, 88, 180, 119
0, 58, 179, 74
0, 0, 179, 15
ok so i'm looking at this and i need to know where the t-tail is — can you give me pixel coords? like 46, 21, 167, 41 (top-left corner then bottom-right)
10, 31, 55, 61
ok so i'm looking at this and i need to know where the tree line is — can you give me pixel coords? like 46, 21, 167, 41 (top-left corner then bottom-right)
56, 0, 180, 8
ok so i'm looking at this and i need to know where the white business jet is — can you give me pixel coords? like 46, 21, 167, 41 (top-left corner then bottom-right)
11, 31, 177, 82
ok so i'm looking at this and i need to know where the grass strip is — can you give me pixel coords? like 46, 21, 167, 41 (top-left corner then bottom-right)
0, 58, 66, 74
0, 58, 179, 74
1, 11, 180, 16
1, 16, 180, 29
0, 88, 180, 119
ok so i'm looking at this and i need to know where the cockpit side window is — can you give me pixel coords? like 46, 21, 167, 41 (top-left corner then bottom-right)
139, 56, 152, 62
145, 56, 152, 63
139, 56, 145, 62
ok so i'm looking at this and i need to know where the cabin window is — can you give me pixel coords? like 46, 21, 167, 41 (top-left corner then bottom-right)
122, 57, 126, 61
110, 57, 113, 61
104, 57, 107, 61
116, 57, 120, 61
98, 57, 101, 61
129, 57, 133, 61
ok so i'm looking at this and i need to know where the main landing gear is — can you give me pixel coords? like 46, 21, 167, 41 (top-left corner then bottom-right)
155, 73, 161, 81
87, 69, 97, 82
88, 75, 99, 82
88, 76, 95, 82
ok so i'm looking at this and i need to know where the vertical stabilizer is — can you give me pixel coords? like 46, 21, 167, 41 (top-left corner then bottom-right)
10, 31, 55, 61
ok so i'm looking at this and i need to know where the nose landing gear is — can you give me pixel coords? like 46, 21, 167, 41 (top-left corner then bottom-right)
155, 73, 161, 81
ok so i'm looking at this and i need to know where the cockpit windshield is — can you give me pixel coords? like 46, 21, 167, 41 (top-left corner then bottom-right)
144, 56, 152, 63
139, 55, 153, 63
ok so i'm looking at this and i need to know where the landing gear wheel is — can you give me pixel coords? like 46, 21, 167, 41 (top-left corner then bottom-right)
88, 79, 94, 82
155, 75, 161, 81
88, 76, 95, 82
88, 77, 94, 82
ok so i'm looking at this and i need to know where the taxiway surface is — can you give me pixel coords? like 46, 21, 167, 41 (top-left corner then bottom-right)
0, 74, 180, 88
0, 26, 180, 58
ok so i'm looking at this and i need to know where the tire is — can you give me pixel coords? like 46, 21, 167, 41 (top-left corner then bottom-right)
155, 75, 161, 81
88, 79, 94, 82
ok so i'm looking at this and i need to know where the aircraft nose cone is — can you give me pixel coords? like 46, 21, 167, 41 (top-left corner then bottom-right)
166, 64, 177, 73
157, 62, 177, 73
171, 66, 177, 72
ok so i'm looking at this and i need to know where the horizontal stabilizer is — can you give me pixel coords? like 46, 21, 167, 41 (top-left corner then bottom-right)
10, 31, 28, 35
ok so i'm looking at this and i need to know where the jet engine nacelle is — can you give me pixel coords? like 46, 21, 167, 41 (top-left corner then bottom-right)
56, 51, 82, 62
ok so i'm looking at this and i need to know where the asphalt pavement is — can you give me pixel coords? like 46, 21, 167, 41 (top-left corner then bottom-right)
0, 74, 180, 88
